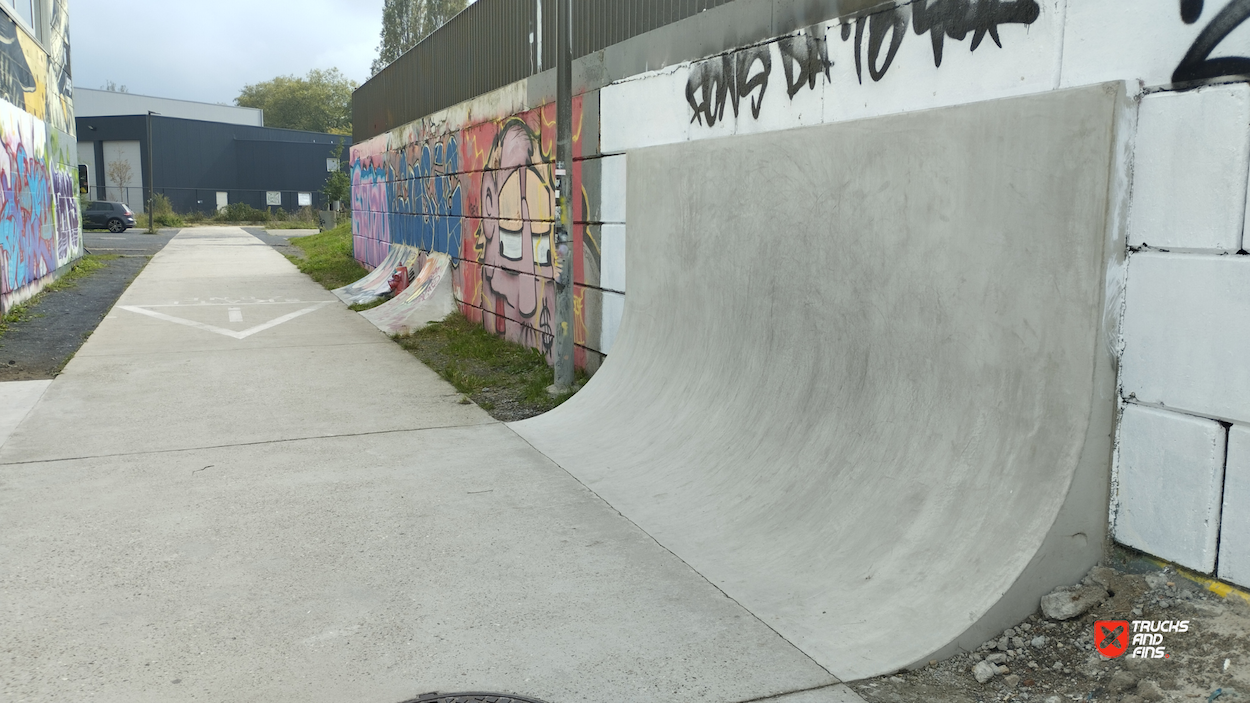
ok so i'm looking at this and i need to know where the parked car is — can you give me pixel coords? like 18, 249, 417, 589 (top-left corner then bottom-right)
83, 201, 136, 233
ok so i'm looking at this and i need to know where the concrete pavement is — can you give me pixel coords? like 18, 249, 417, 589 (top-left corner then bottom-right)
0, 228, 860, 703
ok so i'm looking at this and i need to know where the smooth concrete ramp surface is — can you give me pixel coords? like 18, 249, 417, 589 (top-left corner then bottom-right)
333, 243, 421, 306
513, 84, 1125, 680
361, 252, 455, 335
0, 227, 859, 703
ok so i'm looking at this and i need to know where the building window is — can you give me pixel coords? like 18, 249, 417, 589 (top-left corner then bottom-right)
5, 0, 32, 31
2, 0, 44, 44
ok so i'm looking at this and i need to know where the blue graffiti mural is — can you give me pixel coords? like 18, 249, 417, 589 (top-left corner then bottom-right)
387, 132, 463, 259
0, 135, 55, 295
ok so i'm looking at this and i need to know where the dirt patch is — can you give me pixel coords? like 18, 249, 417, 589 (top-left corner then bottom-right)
0, 256, 149, 380
854, 558, 1250, 702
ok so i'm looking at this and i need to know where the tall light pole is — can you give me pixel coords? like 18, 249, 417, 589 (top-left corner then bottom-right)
146, 111, 159, 233
552, 0, 575, 391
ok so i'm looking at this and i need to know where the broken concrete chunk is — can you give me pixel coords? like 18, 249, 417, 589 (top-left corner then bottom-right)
973, 660, 998, 684
1041, 584, 1108, 620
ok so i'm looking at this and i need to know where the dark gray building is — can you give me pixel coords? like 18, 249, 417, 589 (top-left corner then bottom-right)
76, 92, 350, 215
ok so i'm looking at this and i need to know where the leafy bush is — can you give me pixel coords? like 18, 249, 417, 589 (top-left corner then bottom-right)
154, 212, 185, 227
293, 206, 317, 223
151, 193, 174, 216
213, 202, 270, 223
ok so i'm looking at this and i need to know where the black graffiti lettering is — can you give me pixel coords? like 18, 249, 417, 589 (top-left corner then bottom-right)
867, 10, 908, 82
778, 29, 832, 98
686, 46, 772, 126
1182, 0, 1205, 24
689, 0, 1042, 126
686, 54, 733, 126
1173, 0, 1250, 84
909, 0, 1041, 68
737, 49, 771, 118
844, 0, 1040, 82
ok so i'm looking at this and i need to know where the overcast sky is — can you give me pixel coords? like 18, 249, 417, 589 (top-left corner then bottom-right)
68, 0, 391, 105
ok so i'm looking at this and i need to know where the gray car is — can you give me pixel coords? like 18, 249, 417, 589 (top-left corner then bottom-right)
83, 201, 136, 233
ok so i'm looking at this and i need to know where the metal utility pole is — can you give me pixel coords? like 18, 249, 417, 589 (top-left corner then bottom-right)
146, 111, 158, 233
552, 0, 575, 392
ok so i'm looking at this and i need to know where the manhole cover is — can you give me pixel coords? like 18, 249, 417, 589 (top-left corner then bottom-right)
399, 694, 549, 703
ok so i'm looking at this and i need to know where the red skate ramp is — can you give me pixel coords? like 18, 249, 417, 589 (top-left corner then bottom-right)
512, 84, 1126, 680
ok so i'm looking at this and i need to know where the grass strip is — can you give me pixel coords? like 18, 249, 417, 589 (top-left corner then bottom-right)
393, 313, 586, 420
286, 222, 369, 289
285, 224, 586, 421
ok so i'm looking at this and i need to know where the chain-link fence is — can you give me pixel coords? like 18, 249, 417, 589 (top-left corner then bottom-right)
82, 186, 343, 217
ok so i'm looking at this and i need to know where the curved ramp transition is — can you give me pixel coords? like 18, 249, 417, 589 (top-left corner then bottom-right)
512, 84, 1125, 680
360, 252, 454, 335
333, 244, 422, 306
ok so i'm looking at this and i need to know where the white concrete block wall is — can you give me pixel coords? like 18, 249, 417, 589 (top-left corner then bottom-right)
599, 155, 627, 223
601, 291, 625, 355
1220, 426, 1250, 586
600, 224, 626, 294
1120, 253, 1250, 425
601, 69, 690, 153
1129, 85, 1250, 252
1059, 0, 1216, 89
1115, 405, 1227, 573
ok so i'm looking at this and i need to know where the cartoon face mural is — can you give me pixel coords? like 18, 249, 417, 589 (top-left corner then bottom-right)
350, 99, 597, 365
478, 118, 556, 354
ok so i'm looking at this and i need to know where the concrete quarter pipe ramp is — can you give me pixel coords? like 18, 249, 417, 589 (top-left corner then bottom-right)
513, 84, 1125, 681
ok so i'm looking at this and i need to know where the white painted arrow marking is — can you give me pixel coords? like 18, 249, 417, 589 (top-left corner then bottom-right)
119, 302, 331, 339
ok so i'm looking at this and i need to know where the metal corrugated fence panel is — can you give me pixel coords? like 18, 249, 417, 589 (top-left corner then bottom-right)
354, 0, 737, 142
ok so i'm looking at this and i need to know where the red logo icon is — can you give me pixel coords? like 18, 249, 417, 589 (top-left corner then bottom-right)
1095, 620, 1130, 658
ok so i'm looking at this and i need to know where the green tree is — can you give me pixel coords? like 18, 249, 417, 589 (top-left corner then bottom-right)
323, 143, 350, 207
371, 0, 468, 76
235, 69, 356, 134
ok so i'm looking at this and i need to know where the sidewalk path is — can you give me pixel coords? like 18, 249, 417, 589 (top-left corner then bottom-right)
0, 228, 858, 703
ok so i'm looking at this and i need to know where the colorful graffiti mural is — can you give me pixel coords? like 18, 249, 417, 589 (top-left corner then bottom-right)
350, 99, 601, 365
0, 0, 80, 308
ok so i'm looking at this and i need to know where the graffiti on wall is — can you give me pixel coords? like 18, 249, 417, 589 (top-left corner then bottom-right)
47, 0, 73, 135
350, 135, 392, 267
0, 13, 33, 113
350, 99, 601, 363
0, 0, 80, 305
688, 0, 1250, 129
468, 115, 557, 354
686, 0, 1041, 125
1174, 0, 1250, 84
0, 100, 52, 296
